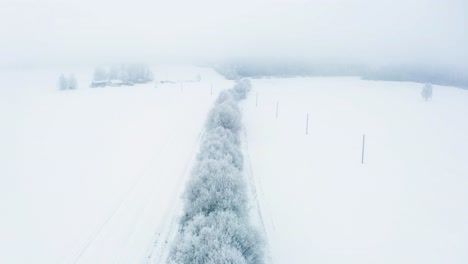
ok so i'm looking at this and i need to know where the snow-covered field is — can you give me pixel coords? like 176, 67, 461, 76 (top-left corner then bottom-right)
242, 77, 468, 264
0, 66, 233, 263
3, 70, 467, 263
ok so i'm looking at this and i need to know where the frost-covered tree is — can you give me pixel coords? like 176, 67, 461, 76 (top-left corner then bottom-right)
170, 211, 263, 264
215, 64, 240, 80
216, 89, 238, 104
127, 64, 153, 83
91, 64, 153, 85
215, 79, 251, 103
58, 74, 68, 90
93, 66, 108, 81
147, 69, 155, 82
233, 79, 252, 100
108, 65, 121, 80
421, 83, 433, 101
68, 74, 78, 89
181, 159, 247, 225
170, 82, 262, 264
120, 65, 133, 85
198, 127, 243, 170
207, 100, 242, 132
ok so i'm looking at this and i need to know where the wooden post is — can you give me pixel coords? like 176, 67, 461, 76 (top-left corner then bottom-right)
306, 113, 309, 135
276, 101, 279, 119
256, 92, 258, 107
361, 134, 366, 164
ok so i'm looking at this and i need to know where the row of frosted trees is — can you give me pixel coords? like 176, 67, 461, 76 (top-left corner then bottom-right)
92, 64, 154, 87
169, 79, 264, 264
58, 64, 154, 90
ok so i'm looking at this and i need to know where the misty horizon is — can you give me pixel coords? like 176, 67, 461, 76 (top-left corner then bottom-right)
1, 0, 467, 71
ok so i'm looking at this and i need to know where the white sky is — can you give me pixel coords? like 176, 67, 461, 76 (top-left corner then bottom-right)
0, 0, 466, 68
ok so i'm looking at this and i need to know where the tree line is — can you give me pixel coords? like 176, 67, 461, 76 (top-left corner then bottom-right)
92, 64, 154, 87
169, 79, 264, 264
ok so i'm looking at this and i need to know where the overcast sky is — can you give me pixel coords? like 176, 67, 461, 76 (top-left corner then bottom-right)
0, 0, 466, 68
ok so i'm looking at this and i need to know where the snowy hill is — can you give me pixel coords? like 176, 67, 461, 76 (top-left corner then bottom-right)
0, 66, 234, 263
241, 77, 468, 264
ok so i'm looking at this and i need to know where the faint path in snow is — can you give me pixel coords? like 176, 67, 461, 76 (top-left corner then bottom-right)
146, 128, 206, 264
241, 129, 276, 264
0, 66, 234, 264
69, 132, 178, 264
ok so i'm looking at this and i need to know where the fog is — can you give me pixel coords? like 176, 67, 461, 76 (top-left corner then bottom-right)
1, 0, 467, 70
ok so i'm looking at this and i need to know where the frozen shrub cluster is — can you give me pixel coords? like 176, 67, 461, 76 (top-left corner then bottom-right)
214, 64, 241, 80
197, 127, 243, 170
205, 79, 251, 133
207, 99, 242, 133
171, 211, 263, 264
233, 79, 251, 100
216, 89, 238, 104
180, 159, 247, 225
170, 79, 263, 264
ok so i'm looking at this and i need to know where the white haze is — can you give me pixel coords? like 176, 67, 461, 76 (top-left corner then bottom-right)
0, 0, 467, 69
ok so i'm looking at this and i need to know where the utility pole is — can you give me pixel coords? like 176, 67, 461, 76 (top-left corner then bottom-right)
276, 101, 279, 119
361, 134, 366, 164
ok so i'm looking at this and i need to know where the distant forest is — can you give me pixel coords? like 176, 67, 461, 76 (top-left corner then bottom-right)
215, 60, 468, 89
91, 64, 154, 87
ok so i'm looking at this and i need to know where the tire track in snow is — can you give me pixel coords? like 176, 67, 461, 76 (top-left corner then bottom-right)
242, 129, 276, 264
111, 135, 178, 264
70, 133, 177, 264
146, 128, 206, 264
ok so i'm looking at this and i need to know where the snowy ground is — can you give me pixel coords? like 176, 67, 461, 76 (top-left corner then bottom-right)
0, 66, 233, 263
241, 77, 468, 264
3, 70, 467, 263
